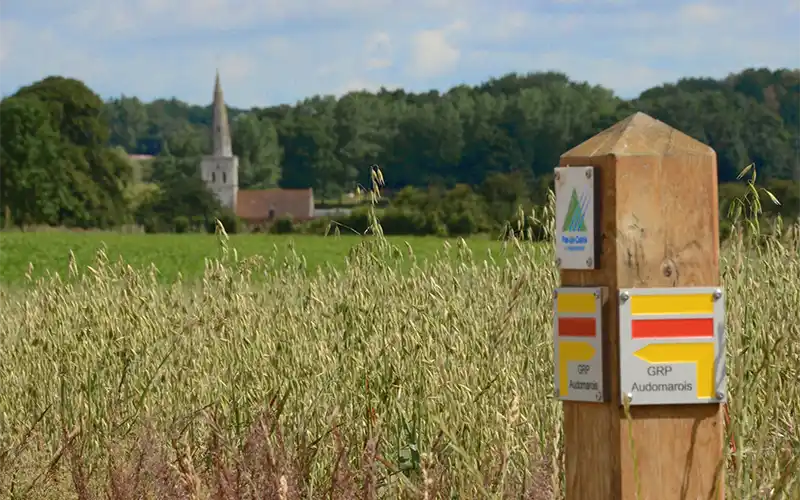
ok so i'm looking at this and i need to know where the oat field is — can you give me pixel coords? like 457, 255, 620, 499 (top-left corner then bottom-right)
0, 219, 798, 499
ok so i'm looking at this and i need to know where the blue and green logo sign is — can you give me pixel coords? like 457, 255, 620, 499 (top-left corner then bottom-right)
561, 188, 588, 251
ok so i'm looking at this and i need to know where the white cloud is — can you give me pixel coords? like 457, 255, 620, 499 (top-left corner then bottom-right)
363, 31, 394, 69
407, 20, 467, 78
216, 54, 256, 83
60, 0, 439, 41
0, 0, 796, 106
409, 31, 459, 77
535, 51, 679, 96
552, 0, 634, 3
485, 12, 530, 41
678, 2, 723, 23
365, 32, 391, 54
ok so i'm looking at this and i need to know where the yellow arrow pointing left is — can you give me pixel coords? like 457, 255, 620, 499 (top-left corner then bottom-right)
633, 343, 715, 399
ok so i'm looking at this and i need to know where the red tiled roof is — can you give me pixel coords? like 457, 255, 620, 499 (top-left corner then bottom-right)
236, 188, 314, 221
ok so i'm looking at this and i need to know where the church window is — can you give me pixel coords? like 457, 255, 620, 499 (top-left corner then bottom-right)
212, 172, 216, 183
222, 172, 227, 184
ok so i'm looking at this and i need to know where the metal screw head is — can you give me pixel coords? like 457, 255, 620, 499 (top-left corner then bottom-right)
620, 291, 630, 302
555, 171, 561, 181
716, 392, 724, 400
585, 169, 592, 179
553, 289, 559, 299
586, 257, 593, 267
626, 392, 633, 401
555, 257, 562, 267
713, 289, 722, 300
593, 290, 600, 299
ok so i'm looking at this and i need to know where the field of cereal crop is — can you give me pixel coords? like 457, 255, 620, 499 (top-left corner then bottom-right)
0, 221, 798, 498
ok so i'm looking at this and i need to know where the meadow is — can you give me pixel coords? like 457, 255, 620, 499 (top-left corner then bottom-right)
0, 217, 798, 499
0, 231, 511, 287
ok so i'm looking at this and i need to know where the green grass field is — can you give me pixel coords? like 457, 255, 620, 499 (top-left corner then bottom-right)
0, 232, 521, 287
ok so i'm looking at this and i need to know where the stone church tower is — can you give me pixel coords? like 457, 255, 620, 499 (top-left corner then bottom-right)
200, 71, 239, 211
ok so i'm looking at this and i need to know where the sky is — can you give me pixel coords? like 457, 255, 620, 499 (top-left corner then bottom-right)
1, 0, 799, 109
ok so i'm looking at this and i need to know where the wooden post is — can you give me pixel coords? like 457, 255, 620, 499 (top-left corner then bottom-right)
556, 112, 725, 499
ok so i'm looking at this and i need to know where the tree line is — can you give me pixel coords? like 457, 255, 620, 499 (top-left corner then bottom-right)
1, 67, 798, 234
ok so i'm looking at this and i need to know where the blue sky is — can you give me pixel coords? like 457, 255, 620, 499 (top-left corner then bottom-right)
1, 0, 798, 108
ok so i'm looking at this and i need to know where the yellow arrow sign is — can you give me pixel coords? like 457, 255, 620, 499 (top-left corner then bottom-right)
633, 343, 715, 399
559, 341, 596, 396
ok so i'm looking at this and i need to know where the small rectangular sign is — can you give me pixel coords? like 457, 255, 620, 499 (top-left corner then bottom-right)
554, 287, 606, 403
618, 287, 726, 406
554, 166, 598, 270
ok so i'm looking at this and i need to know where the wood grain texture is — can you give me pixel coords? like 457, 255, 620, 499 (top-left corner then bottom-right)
559, 112, 725, 500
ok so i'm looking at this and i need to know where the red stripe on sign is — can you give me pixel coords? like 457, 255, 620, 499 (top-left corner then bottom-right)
558, 317, 596, 337
631, 318, 714, 339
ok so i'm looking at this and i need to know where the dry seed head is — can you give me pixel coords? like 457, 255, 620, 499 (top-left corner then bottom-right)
279, 475, 288, 500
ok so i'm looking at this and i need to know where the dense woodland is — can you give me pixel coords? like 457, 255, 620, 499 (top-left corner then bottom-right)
1, 67, 798, 236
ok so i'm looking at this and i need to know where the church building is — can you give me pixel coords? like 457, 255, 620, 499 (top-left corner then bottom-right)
201, 71, 315, 227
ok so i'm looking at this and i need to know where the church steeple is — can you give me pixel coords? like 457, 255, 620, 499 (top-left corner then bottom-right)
200, 69, 239, 212
211, 69, 233, 157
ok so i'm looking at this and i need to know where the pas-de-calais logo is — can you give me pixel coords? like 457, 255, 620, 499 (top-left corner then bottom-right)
561, 188, 588, 251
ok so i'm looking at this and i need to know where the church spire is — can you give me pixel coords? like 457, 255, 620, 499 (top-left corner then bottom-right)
211, 69, 233, 157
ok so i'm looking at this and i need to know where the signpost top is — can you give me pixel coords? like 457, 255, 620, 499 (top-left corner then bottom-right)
561, 112, 715, 159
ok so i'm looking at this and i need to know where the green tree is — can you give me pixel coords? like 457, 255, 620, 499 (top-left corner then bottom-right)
0, 97, 72, 227
334, 92, 386, 194
101, 67, 798, 196
277, 97, 342, 200
104, 96, 149, 151
10, 76, 132, 227
232, 113, 283, 189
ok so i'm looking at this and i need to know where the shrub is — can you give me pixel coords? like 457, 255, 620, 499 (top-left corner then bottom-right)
173, 215, 189, 233
335, 207, 373, 234
294, 216, 334, 235
271, 215, 295, 234
446, 211, 479, 236
374, 207, 441, 236
208, 209, 241, 234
